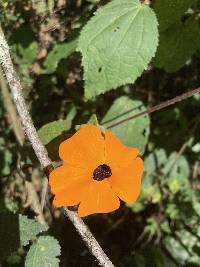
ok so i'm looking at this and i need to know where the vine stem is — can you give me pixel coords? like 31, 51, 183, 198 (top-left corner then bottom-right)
0, 25, 115, 267
108, 87, 200, 129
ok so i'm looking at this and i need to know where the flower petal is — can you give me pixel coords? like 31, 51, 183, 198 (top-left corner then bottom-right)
52, 180, 89, 207
59, 125, 105, 169
108, 157, 144, 203
105, 130, 139, 169
78, 180, 120, 217
49, 165, 91, 206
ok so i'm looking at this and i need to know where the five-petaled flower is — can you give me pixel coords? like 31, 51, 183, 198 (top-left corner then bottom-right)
49, 125, 144, 217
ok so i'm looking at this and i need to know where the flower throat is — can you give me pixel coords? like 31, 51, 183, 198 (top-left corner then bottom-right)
93, 164, 112, 181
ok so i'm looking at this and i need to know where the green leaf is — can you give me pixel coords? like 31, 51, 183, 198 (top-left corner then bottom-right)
44, 39, 78, 74
166, 203, 179, 219
38, 107, 76, 145
175, 230, 200, 264
101, 96, 150, 154
18, 41, 38, 65
0, 214, 48, 259
164, 237, 188, 265
127, 201, 144, 213
169, 179, 181, 194
0, 149, 12, 176
145, 217, 159, 236
38, 120, 71, 145
163, 153, 190, 184
87, 114, 99, 126
153, 0, 193, 32
192, 142, 200, 153
143, 148, 168, 187
153, 19, 200, 72
78, 0, 158, 99
25, 236, 61, 267
145, 185, 161, 204
19, 215, 49, 246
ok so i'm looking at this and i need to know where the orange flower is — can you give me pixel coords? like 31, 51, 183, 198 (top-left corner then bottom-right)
49, 125, 144, 217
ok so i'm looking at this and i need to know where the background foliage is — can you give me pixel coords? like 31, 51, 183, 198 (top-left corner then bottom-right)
0, 0, 200, 266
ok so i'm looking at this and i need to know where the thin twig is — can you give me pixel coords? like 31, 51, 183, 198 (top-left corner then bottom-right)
0, 67, 25, 145
0, 24, 115, 267
0, 66, 46, 224
40, 178, 50, 211
25, 181, 46, 224
107, 88, 200, 129
0, 26, 51, 168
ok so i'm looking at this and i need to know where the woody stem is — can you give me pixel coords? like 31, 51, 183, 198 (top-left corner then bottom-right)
0, 25, 115, 267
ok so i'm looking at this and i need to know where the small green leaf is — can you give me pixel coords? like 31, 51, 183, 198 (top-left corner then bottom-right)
38, 107, 76, 145
145, 185, 161, 204
44, 39, 78, 73
0, 149, 12, 176
169, 179, 180, 194
163, 153, 190, 184
38, 120, 71, 145
160, 222, 171, 234
145, 217, 159, 236
101, 96, 150, 154
153, 20, 200, 72
25, 236, 61, 267
151, 190, 161, 204
18, 42, 38, 65
127, 201, 144, 213
192, 142, 200, 153
19, 215, 49, 246
75, 114, 99, 131
88, 114, 99, 126
78, 0, 158, 99
166, 203, 179, 219
153, 0, 193, 32
163, 236, 191, 265
0, 214, 48, 259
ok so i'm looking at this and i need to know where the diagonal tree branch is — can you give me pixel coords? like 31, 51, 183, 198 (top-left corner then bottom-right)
0, 25, 115, 267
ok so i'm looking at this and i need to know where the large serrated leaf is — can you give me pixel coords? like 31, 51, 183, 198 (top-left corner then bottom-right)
44, 39, 78, 74
153, 0, 193, 32
153, 20, 200, 72
25, 236, 61, 267
78, 0, 158, 99
101, 96, 150, 154
0, 214, 48, 259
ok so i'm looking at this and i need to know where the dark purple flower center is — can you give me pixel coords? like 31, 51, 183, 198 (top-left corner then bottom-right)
93, 164, 112, 181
